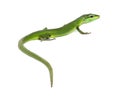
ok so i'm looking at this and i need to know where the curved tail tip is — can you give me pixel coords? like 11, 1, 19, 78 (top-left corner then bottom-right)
51, 83, 53, 88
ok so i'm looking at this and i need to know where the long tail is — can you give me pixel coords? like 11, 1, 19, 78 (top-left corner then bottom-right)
18, 38, 53, 87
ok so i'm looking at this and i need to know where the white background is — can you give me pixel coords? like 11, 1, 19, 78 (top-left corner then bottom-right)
0, 0, 120, 97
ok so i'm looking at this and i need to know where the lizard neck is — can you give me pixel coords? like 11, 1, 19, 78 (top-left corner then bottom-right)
62, 16, 83, 29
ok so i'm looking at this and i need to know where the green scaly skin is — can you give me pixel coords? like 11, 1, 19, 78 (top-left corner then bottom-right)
18, 13, 100, 87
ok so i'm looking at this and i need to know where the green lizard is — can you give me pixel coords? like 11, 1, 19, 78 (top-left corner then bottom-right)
18, 13, 100, 87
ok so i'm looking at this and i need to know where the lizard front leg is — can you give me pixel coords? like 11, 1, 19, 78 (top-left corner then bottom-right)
76, 27, 91, 34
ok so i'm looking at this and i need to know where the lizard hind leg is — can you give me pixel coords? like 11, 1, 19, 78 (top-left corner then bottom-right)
39, 34, 55, 41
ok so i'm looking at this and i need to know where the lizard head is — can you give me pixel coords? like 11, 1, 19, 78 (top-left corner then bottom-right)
80, 13, 100, 24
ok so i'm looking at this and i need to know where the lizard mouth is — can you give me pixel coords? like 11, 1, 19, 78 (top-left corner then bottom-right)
95, 15, 100, 19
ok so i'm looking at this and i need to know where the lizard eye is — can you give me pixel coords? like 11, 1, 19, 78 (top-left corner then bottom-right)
89, 15, 94, 18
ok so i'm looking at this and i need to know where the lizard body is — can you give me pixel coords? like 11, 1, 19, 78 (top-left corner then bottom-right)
18, 14, 100, 87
